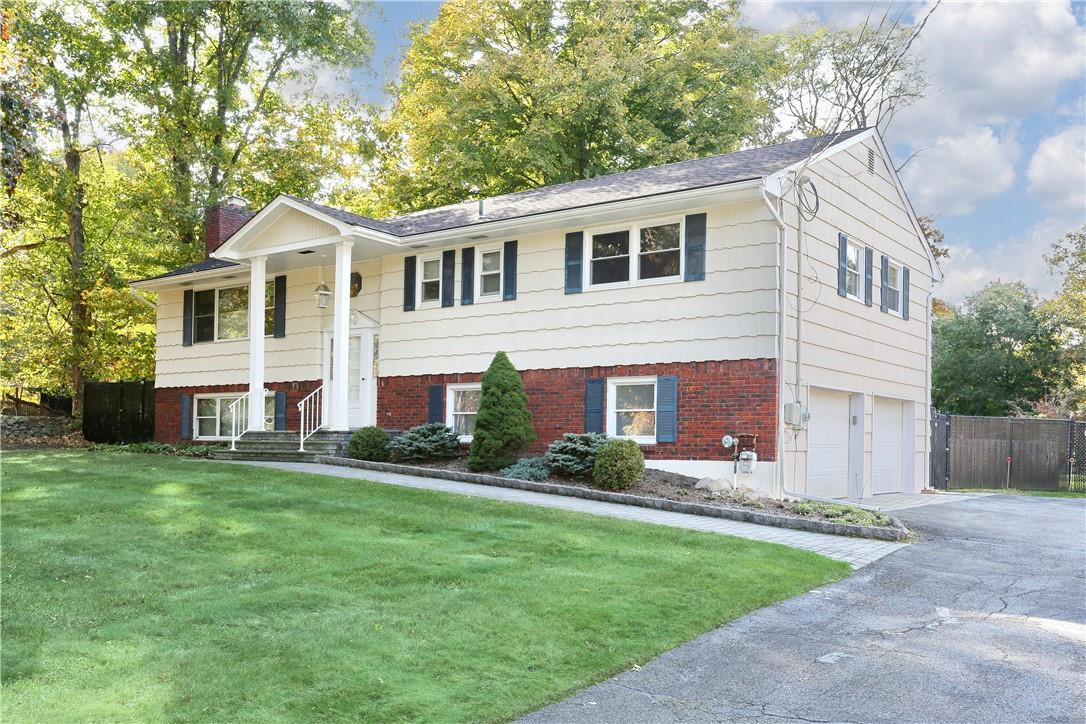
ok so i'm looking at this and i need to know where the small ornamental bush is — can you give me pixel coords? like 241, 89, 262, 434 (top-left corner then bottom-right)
468, 351, 536, 471
500, 456, 550, 482
388, 422, 461, 462
545, 432, 607, 479
347, 426, 390, 461
593, 439, 645, 490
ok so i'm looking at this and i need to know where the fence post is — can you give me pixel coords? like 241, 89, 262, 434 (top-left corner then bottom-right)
944, 414, 951, 489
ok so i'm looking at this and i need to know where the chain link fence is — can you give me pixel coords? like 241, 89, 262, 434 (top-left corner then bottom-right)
930, 412, 1084, 492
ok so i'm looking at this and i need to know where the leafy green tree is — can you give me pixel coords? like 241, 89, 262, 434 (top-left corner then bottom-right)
468, 352, 536, 471
1039, 227, 1086, 415
370, 0, 777, 214
932, 282, 1066, 416
107, 0, 373, 251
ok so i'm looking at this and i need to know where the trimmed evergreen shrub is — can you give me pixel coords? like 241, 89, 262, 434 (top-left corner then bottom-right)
500, 456, 550, 481
545, 432, 607, 479
347, 426, 390, 461
468, 351, 536, 471
388, 422, 461, 462
593, 438, 645, 490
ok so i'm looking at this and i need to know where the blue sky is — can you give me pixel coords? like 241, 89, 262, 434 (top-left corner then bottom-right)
314, 1, 1085, 304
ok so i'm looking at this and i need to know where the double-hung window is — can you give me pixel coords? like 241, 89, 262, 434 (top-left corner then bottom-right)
446, 383, 482, 440
419, 256, 442, 304
194, 393, 274, 439
844, 240, 863, 300
192, 281, 274, 343
638, 222, 681, 280
590, 229, 631, 285
885, 260, 902, 315
606, 377, 657, 443
477, 248, 502, 299
588, 218, 683, 289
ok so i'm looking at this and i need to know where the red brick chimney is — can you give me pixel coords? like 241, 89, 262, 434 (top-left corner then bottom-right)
203, 195, 255, 257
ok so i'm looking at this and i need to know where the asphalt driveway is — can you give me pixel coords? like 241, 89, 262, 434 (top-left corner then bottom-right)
523, 494, 1086, 723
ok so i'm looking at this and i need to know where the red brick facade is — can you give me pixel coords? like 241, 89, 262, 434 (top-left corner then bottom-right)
377, 359, 778, 461
155, 380, 321, 443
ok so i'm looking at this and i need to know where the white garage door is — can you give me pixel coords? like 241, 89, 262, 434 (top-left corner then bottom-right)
808, 388, 851, 498
873, 397, 904, 494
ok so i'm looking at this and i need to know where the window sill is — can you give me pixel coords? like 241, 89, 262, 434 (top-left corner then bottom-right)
612, 435, 657, 446
586, 274, 684, 293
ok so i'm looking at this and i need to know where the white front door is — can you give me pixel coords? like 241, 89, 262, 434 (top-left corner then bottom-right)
324, 327, 373, 429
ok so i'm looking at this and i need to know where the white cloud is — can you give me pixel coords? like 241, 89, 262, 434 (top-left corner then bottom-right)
936, 216, 1072, 304
892, 1, 1085, 142
1027, 126, 1086, 215
899, 126, 1018, 216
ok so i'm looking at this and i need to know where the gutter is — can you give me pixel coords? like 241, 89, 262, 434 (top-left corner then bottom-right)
128, 287, 157, 309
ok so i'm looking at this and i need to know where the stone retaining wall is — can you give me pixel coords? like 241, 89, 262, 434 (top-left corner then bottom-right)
2, 415, 74, 441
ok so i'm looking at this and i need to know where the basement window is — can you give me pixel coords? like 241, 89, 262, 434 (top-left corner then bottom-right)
194, 393, 273, 439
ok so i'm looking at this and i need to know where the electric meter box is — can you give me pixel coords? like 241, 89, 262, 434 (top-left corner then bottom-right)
783, 402, 809, 429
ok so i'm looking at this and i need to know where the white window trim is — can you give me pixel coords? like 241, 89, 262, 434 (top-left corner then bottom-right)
446, 382, 482, 442
417, 254, 443, 308
583, 216, 685, 292
193, 391, 274, 440
606, 375, 658, 445
192, 279, 275, 344
844, 239, 866, 303
884, 258, 904, 317
474, 245, 503, 303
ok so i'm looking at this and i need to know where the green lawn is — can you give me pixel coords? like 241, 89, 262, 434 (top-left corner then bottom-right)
2, 450, 847, 723
952, 487, 1086, 498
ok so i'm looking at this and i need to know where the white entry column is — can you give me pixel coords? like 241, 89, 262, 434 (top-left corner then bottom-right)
330, 240, 352, 431
247, 255, 267, 431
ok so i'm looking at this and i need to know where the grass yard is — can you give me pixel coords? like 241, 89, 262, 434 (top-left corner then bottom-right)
953, 487, 1086, 498
2, 450, 848, 723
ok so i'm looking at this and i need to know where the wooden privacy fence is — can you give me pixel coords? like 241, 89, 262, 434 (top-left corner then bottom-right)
83, 381, 155, 443
930, 412, 1084, 491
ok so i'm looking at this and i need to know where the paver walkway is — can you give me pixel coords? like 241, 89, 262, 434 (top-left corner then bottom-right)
216, 460, 906, 567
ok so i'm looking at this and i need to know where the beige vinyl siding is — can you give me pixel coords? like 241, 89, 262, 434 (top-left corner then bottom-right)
155, 261, 381, 388
376, 198, 780, 376
782, 137, 934, 494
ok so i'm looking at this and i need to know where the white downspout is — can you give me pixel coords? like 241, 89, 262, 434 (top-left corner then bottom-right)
761, 180, 880, 510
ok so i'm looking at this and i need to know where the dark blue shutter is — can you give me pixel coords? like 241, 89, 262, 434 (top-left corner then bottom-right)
427, 384, 444, 423
656, 375, 678, 443
403, 256, 416, 311
461, 247, 475, 305
879, 255, 889, 312
865, 247, 874, 306
503, 240, 517, 301
273, 275, 286, 338
684, 213, 707, 281
565, 232, 583, 294
584, 379, 604, 434
441, 249, 455, 307
274, 391, 287, 430
902, 267, 910, 320
180, 394, 192, 440
182, 289, 194, 346
837, 233, 848, 297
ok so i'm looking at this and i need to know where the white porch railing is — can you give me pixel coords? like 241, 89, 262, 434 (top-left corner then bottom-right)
226, 389, 272, 450
298, 385, 324, 452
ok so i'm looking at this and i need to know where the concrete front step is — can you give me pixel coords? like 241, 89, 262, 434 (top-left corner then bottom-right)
210, 429, 352, 463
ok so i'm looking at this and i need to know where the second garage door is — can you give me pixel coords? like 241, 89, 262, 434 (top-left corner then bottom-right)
873, 397, 905, 494
807, 388, 851, 498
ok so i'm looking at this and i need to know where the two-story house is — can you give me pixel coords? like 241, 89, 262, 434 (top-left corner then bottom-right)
131, 128, 940, 499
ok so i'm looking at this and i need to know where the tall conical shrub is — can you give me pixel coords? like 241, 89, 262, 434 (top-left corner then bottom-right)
468, 351, 536, 471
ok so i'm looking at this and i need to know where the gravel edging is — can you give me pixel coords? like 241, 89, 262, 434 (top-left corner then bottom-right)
313, 456, 910, 542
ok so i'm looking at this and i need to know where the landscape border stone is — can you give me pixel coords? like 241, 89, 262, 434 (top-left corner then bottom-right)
314, 455, 910, 542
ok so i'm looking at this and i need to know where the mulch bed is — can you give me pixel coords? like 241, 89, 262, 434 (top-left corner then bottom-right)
410, 458, 894, 528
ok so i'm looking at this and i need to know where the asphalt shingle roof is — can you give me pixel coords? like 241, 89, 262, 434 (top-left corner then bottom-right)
138, 129, 868, 283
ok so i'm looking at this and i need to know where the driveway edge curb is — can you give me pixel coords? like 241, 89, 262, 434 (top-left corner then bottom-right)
313, 456, 910, 541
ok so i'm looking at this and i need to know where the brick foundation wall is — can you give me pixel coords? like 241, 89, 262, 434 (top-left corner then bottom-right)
377, 359, 778, 461
155, 380, 321, 443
